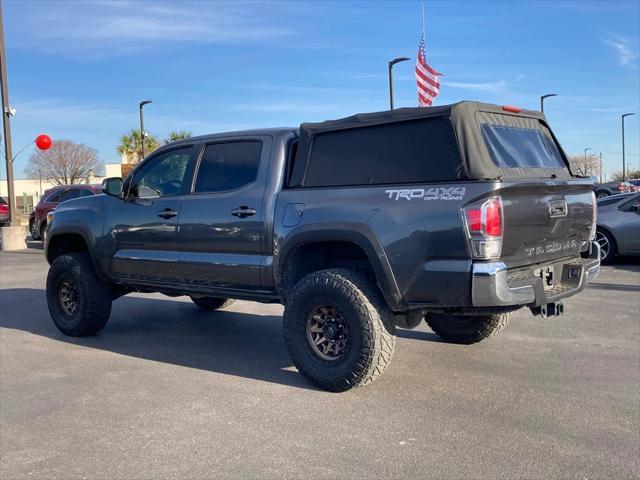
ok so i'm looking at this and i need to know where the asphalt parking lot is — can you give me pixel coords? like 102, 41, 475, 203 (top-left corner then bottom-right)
1, 250, 638, 479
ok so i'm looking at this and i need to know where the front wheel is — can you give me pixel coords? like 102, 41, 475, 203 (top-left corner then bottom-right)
30, 219, 39, 240
425, 312, 511, 345
283, 269, 396, 392
46, 253, 112, 336
39, 222, 47, 243
595, 190, 610, 199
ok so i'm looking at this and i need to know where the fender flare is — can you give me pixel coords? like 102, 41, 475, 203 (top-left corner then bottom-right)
46, 225, 109, 281
276, 225, 404, 311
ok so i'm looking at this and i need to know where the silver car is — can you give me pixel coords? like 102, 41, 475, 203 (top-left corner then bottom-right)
595, 193, 640, 264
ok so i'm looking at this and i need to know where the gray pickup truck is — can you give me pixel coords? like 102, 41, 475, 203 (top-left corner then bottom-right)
44, 101, 600, 391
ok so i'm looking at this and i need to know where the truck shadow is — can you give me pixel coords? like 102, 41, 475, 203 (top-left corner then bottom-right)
0, 288, 437, 391
0, 288, 314, 390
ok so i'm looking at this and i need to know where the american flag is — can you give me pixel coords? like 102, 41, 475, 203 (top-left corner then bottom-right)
415, 33, 442, 107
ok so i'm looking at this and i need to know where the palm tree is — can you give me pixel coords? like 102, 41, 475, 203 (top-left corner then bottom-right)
117, 129, 160, 163
164, 130, 192, 144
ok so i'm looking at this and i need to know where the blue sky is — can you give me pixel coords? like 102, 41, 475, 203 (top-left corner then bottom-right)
2, 0, 639, 179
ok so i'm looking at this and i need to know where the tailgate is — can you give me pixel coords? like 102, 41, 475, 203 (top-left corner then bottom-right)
499, 180, 594, 268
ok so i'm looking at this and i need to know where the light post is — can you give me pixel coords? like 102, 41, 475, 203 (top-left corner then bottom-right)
599, 152, 603, 184
139, 99, 152, 160
540, 93, 557, 114
621, 113, 635, 181
388, 57, 410, 110
583, 148, 592, 178
0, 2, 16, 227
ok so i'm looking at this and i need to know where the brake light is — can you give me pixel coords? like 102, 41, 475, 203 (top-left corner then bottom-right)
617, 183, 626, 191
502, 105, 522, 113
462, 196, 503, 259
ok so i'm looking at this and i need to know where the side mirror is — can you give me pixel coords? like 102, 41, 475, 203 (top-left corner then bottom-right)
102, 177, 123, 197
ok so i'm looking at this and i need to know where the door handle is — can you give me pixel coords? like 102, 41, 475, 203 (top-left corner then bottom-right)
231, 206, 256, 218
157, 208, 178, 219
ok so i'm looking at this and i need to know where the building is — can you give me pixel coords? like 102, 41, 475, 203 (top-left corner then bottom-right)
0, 158, 124, 213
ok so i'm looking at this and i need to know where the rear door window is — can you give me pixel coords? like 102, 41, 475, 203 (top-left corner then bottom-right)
194, 141, 263, 193
481, 124, 565, 169
302, 117, 461, 187
58, 189, 81, 202
46, 191, 62, 202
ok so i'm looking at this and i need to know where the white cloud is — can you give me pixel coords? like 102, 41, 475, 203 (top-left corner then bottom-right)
8, 1, 293, 56
230, 102, 339, 115
441, 80, 506, 95
601, 32, 638, 67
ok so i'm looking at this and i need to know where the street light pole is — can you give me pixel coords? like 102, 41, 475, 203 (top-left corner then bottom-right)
0, 2, 16, 227
599, 152, 603, 184
139, 99, 152, 161
621, 113, 635, 181
388, 57, 410, 110
540, 93, 558, 114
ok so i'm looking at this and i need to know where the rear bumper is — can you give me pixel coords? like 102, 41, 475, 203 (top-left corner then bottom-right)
471, 242, 600, 307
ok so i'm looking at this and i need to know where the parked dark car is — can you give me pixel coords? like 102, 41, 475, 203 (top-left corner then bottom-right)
0, 197, 9, 226
44, 101, 600, 391
29, 185, 101, 240
595, 193, 640, 264
593, 181, 632, 199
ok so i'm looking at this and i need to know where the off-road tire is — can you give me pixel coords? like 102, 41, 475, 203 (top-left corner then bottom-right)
190, 297, 235, 311
46, 253, 112, 336
283, 269, 396, 392
425, 312, 511, 345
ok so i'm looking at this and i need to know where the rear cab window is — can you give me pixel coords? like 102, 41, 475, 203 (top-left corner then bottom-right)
297, 117, 461, 188
481, 124, 565, 169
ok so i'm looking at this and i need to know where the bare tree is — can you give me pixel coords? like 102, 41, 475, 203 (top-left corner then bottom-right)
569, 154, 600, 177
25, 140, 101, 186
611, 168, 640, 181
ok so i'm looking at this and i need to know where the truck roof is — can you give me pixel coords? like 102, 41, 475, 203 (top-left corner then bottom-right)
169, 101, 540, 146
299, 101, 543, 132
169, 127, 297, 145
290, 100, 570, 185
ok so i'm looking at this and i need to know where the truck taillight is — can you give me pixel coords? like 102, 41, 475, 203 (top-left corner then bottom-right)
617, 183, 625, 191
462, 196, 503, 259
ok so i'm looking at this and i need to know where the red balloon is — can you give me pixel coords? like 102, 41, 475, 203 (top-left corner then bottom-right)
35, 134, 52, 150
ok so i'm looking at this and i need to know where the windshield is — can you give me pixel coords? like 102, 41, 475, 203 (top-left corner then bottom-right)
481, 124, 566, 169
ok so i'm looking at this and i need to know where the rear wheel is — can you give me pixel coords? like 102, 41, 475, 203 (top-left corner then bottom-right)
595, 190, 610, 199
283, 269, 395, 392
425, 312, 511, 345
595, 229, 616, 265
190, 296, 235, 311
46, 253, 112, 336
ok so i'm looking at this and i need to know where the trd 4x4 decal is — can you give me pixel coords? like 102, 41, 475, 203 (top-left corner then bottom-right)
385, 187, 466, 201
